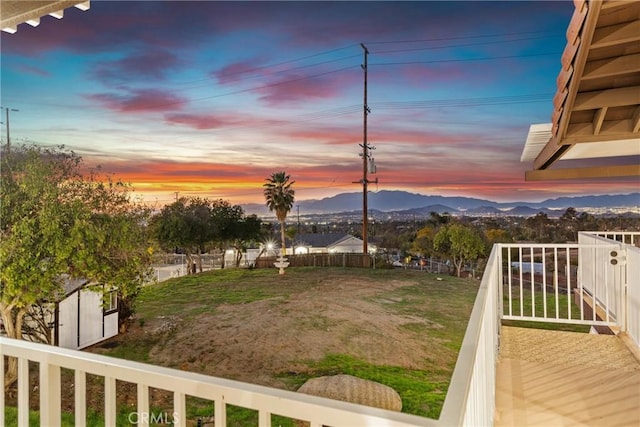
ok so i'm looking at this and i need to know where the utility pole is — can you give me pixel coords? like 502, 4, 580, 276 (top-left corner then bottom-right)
174, 191, 179, 202
297, 205, 300, 234
355, 43, 376, 256
1, 106, 19, 154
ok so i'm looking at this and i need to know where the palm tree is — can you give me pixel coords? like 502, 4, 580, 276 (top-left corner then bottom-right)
263, 171, 295, 259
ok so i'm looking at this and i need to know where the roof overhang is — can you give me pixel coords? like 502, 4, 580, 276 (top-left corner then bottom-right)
522, 0, 640, 181
1, 1, 90, 33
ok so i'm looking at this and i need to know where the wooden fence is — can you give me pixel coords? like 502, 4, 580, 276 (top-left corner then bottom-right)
254, 253, 374, 269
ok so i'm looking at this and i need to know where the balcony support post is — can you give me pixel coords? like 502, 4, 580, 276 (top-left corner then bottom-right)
105, 376, 116, 426
137, 383, 150, 427
75, 370, 86, 427
18, 357, 29, 426
174, 391, 186, 427
40, 362, 61, 426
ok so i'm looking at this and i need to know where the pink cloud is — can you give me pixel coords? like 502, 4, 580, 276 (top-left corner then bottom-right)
164, 113, 238, 130
212, 59, 268, 85
85, 89, 187, 113
255, 70, 358, 106
94, 48, 181, 83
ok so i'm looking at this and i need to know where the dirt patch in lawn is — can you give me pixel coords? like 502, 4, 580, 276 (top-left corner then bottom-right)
146, 278, 445, 388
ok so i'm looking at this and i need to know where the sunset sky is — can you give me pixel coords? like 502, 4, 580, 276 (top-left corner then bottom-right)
2, 1, 637, 206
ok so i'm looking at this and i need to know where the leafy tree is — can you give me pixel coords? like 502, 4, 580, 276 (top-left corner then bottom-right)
152, 197, 215, 273
524, 212, 555, 243
559, 207, 579, 242
558, 207, 600, 242
209, 199, 244, 269
485, 228, 512, 244
230, 214, 264, 267
263, 171, 295, 259
434, 223, 486, 277
411, 225, 437, 257
0, 144, 152, 388
152, 197, 263, 270
427, 211, 451, 227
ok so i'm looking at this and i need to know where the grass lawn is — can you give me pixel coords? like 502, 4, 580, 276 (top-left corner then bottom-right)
53, 267, 479, 423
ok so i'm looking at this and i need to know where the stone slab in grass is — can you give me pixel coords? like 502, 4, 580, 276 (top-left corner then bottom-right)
297, 374, 402, 411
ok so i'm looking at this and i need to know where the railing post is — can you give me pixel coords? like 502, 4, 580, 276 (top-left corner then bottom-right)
18, 357, 29, 427
497, 244, 504, 321
174, 391, 186, 427
40, 362, 61, 426
138, 384, 150, 427
105, 376, 116, 426
619, 247, 628, 332
214, 399, 226, 426
75, 370, 86, 427
258, 409, 271, 427
0, 354, 4, 427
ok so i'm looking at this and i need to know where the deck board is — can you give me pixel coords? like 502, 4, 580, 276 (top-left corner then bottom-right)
495, 326, 640, 426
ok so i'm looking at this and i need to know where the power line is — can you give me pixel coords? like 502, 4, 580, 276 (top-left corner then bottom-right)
373, 94, 554, 110
371, 51, 560, 67
369, 34, 561, 55
176, 53, 361, 90
364, 30, 562, 45
172, 44, 359, 86
119, 65, 362, 111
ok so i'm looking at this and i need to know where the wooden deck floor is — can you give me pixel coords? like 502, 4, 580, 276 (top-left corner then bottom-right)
495, 326, 640, 427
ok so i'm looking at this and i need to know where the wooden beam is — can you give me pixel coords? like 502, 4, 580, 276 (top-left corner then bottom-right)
526, 164, 640, 181
591, 20, 640, 49
592, 107, 608, 135
632, 106, 640, 133
565, 119, 637, 142
533, 137, 568, 170
600, 0, 639, 11
556, 0, 602, 143
574, 86, 640, 111
582, 53, 640, 80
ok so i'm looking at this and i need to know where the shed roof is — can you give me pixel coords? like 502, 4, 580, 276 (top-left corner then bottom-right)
291, 233, 356, 248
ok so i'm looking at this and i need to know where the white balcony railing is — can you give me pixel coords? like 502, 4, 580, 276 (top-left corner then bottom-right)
498, 242, 624, 327
2, 232, 637, 426
0, 246, 502, 427
579, 231, 640, 346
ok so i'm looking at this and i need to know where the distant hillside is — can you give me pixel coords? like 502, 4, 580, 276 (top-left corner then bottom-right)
394, 204, 460, 215
243, 190, 639, 216
298, 190, 498, 213
534, 193, 640, 208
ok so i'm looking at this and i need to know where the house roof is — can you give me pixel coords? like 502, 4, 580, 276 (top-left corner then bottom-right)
291, 233, 357, 248
522, 0, 640, 180
1, 1, 90, 33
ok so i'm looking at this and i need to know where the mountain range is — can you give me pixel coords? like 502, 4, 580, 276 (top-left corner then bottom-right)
243, 190, 640, 217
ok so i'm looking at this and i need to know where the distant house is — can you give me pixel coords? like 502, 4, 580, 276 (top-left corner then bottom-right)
288, 233, 376, 254
57, 279, 118, 350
